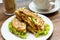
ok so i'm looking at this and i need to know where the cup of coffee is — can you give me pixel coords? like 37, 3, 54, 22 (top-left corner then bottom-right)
33, 0, 55, 10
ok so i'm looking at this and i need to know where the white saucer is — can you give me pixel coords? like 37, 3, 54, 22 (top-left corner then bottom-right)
29, 0, 60, 14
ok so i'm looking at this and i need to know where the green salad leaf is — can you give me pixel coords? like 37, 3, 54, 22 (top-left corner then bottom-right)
8, 22, 50, 38
8, 22, 26, 39
35, 24, 50, 37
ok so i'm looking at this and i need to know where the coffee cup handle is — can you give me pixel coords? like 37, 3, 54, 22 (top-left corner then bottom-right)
49, 0, 55, 2
49, 0, 55, 5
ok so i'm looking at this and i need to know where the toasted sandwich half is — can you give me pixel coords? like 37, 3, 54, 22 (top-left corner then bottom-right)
9, 17, 26, 38
14, 8, 45, 35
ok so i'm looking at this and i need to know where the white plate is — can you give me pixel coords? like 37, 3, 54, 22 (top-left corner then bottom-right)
29, 0, 60, 14
1, 14, 53, 40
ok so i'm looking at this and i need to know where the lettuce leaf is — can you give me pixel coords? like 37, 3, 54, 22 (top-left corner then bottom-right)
8, 22, 26, 39
8, 22, 50, 38
35, 24, 50, 37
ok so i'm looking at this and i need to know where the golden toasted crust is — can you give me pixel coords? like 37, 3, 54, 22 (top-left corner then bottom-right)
12, 17, 26, 33
15, 7, 37, 17
27, 26, 36, 35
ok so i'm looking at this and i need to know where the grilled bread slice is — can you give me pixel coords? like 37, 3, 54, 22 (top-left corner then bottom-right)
12, 17, 26, 33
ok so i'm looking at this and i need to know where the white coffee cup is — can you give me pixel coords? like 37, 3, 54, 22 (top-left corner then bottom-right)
33, 0, 55, 10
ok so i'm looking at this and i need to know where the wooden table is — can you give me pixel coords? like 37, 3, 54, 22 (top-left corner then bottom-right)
0, 0, 60, 40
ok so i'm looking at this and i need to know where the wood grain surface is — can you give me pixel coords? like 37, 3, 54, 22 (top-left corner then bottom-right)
0, 0, 60, 40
